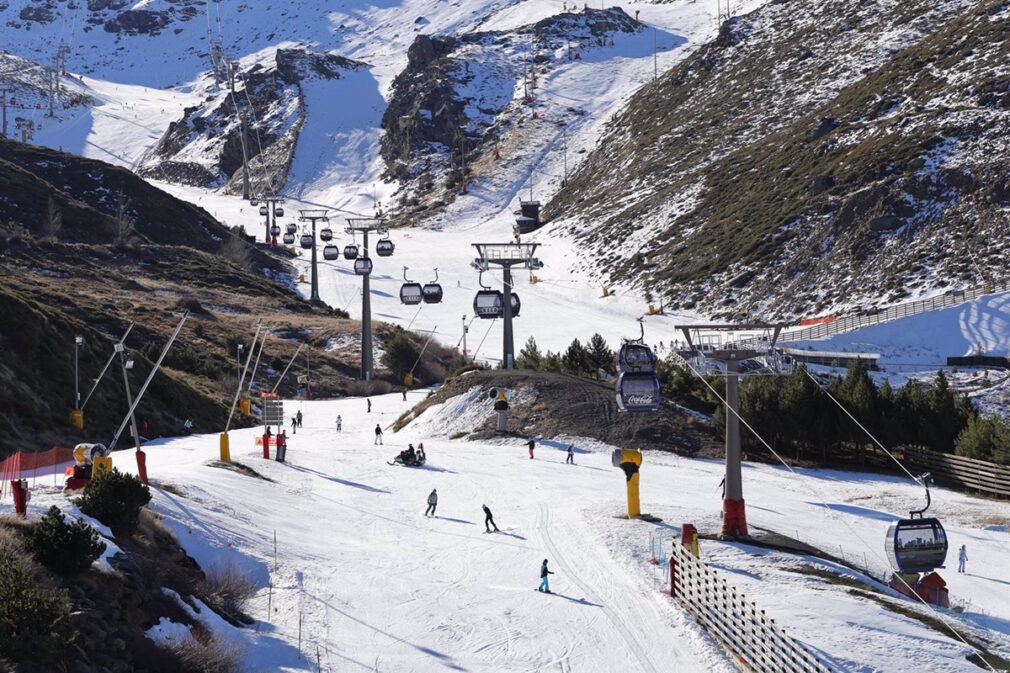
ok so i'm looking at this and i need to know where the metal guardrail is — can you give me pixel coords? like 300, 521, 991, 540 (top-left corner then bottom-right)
670, 543, 840, 673
903, 447, 1010, 499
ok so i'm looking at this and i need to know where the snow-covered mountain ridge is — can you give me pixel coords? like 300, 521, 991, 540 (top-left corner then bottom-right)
548, 0, 1010, 320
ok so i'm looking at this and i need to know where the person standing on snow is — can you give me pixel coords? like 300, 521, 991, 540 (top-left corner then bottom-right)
183, 418, 193, 435
291, 416, 298, 435
483, 504, 499, 533
425, 489, 438, 517
296, 410, 303, 428
402, 389, 408, 401
566, 444, 575, 465
374, 424, 384, 445
958, 544, 968, 573
367, 398, 372, 413
335, 415, 342, 432
538, 559, 554, 593
527, 438, 535, 460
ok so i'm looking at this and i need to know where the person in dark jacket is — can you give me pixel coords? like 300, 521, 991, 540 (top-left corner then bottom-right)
538, 559, 554, 593
527, 438, 535, 460
374, 424, 383, 445
425, 489, 438, 517
566, 444, 575, 465
482, 504, 499, 533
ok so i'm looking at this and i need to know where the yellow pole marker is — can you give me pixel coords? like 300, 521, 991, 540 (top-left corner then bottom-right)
219, 432, 231, 463
612, 448, 642, 518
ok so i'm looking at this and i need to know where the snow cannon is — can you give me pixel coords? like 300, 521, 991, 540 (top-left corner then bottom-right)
219, 432, 231, 463
490, 388, 509, 433
65, 443, 109, 492
612, 449, 642, 518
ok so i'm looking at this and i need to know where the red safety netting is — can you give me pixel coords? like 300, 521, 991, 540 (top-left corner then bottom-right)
0, 447, 75, 498
798, 315, 838, 326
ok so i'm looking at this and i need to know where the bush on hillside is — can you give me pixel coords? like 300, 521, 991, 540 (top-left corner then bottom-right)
76, 469, 151, 532
30, 506, 106, 576
382, 330, 420, 379
0, 542, 70, 656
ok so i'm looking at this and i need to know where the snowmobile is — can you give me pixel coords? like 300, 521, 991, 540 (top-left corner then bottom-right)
388, 450, 426, 467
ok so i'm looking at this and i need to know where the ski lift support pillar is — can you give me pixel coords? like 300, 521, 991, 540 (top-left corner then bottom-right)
299, 209, 328, 304
346, 218, 389, 381
472, 242, 541, 369
676, 323, 785, 540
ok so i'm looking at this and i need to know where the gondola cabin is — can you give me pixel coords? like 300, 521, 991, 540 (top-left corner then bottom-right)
320, 228, 334, 241
376, 239, 395, 257
323, 245, 339, 261
274, 207, 284, 217
885, 518, 948, 574
616, 373, 661, 412
343, 244, 359, 260
283, 233, 295, 245
618, 343, 656, 373
286, 223, 298, 235
400, 283, 423, 305
300, 234, 314, 249
474, 290, 504, 319
270, 224, 281, 237
259, 205, 269, 216
422, 282, 443, 304
354, 257, 373, 275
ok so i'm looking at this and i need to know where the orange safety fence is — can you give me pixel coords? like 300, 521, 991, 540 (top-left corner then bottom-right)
0, 447, 75, 498
798, 315, 837, 326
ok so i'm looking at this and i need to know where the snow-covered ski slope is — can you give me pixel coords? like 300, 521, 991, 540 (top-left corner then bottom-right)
23, 390, 1010, 671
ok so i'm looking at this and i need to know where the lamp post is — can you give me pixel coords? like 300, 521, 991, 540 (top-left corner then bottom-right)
73, 335, 83, 408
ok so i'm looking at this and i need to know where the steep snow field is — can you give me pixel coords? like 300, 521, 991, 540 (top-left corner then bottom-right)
19, 390, 1010, 672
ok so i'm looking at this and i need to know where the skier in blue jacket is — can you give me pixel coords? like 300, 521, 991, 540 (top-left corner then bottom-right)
538, 559, 554, 593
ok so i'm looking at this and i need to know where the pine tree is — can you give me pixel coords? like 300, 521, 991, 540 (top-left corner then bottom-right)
562, 339, 589, 376
516, 336, 543, 370
586, 333, 615, 378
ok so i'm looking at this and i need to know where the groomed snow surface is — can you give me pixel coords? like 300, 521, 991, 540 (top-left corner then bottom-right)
20, 390, 1010, 672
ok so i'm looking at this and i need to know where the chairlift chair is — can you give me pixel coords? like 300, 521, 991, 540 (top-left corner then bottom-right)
354, 256, 373, 276
320, 228, 334, 242
376, 238, 395, 257
422, 269, 443, 304
259, 205, 268, 216
885, 476, 948, 574
283, 233, 295, 245
270, 224, 281, 237
323, 245, 339, 261
400, 268, 423, 305
300, 234, 314, 250
343, 243, 359, 260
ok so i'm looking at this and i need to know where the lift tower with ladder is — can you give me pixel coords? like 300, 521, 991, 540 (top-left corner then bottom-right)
346, 218, 391, 381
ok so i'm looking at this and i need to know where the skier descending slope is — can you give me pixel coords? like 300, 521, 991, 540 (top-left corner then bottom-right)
538, 559, 554, 593
374, 424, 383, 445
483, 504, 499, 533
425, 489, 438, 517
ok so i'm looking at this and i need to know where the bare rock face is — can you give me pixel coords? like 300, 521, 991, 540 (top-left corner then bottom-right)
103, 8, 170, 35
